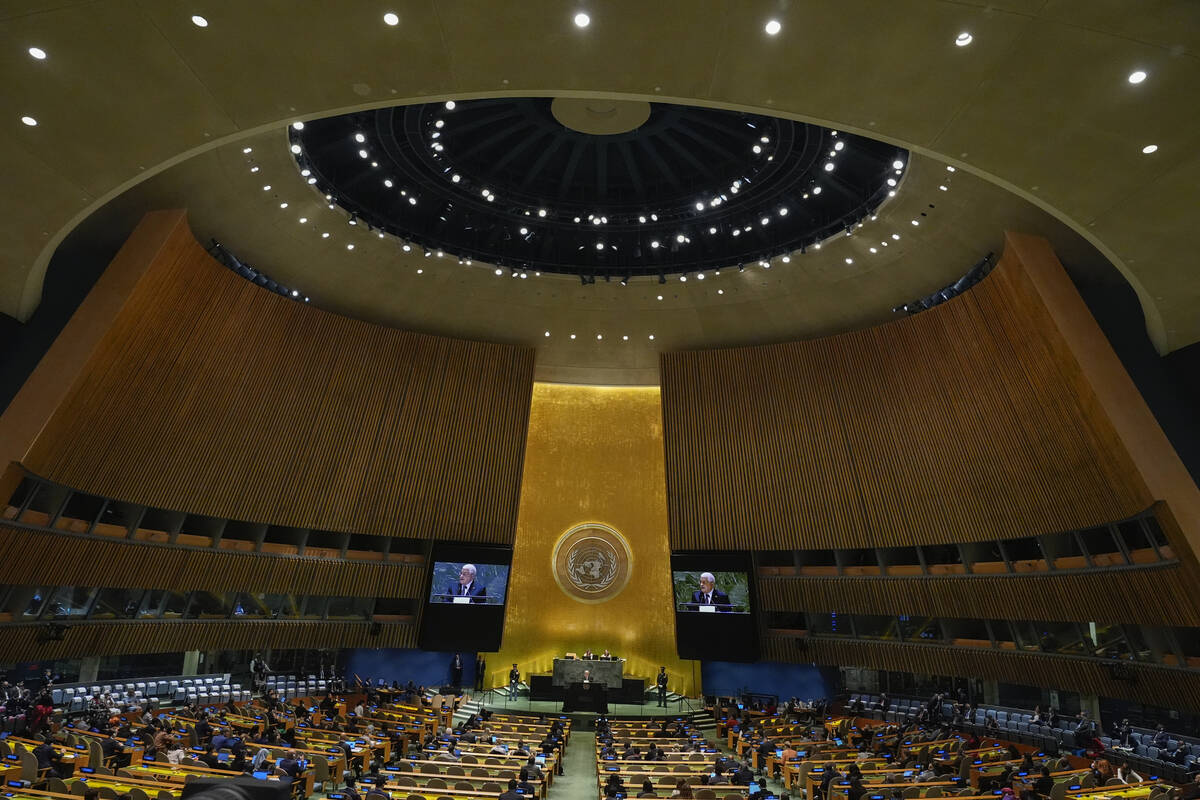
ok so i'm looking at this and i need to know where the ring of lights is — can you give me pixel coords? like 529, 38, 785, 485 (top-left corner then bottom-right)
290, 97, 908, 281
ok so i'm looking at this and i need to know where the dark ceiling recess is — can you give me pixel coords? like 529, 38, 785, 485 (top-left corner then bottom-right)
292, 98, 907, 281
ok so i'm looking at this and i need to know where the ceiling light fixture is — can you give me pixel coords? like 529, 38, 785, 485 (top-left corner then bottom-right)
1128, 70, 1147, 84
28, 47, 47, 60
765, 19, 782, 35
1142, 144, 1158, 154
291, 121, 304, 130
20, 115, 37, 126
574, 12, 590, 27
191, 14, 209, 27
383, 12, 400, 26
444, 101, 456, 110
955, 32, 973, 47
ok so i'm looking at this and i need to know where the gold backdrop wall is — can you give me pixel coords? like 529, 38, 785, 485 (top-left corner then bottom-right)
491, 383, 699, 697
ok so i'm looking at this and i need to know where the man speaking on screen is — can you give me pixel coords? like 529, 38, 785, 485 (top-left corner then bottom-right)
690, 572, 732, 611
444, 563, 488, 603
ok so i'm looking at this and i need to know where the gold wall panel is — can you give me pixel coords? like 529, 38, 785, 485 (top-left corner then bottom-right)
491, 384, 699, 696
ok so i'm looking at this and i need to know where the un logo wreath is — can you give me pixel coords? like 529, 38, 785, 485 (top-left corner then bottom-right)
552, 523, 633, 604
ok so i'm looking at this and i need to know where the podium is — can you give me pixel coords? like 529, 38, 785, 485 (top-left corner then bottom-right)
562, 682, 609, 713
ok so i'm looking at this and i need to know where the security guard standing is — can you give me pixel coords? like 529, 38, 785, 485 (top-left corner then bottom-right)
656, 666, 669, 707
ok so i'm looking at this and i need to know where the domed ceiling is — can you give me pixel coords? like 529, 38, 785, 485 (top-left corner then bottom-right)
290, 98, 906, 280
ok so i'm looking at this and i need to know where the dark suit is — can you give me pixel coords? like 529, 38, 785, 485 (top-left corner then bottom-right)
443, 581, 488, 603
690, 588, 732, 611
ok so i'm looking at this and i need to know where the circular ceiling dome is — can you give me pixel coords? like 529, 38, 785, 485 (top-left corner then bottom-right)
291, 98, 907, 280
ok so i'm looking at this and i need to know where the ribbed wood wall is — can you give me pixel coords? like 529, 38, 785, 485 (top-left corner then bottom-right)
0, 620, 416, 661
763, 634, 1200, 711
661, 255, 1151, 550
22, 214, 535, 543
0, 525, 424, 598
758, 562, 1193, 627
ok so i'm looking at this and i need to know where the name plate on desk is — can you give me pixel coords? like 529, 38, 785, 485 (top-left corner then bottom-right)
698, 604, 717, 613
452, 596, 471, 604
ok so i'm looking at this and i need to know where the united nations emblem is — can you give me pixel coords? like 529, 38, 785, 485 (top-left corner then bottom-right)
552, 523, 633, 603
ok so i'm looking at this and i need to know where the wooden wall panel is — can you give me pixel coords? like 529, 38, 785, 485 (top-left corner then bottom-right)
758, 563, 1194, 627
21, 212, 534, 543
0, 525, 424, 598
763, 634, 1200, 712
0, 620, 416, 661
661, 248, 1152, 550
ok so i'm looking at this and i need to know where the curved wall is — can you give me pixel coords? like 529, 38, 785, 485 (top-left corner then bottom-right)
19, 212, 535, 543
661, 243, 1152, 550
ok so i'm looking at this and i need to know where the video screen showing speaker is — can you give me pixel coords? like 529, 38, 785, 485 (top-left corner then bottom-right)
671, 551, 759, 661
419, 543, 513, 651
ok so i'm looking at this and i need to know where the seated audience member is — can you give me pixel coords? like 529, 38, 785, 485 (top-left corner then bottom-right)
709, 766, 730, 785
1115, 761, 1143, 784
1029, 766, 1054, 798
341, 774, 362, 800
637, 778, 657, 798
251, 748, 274, 773
277, 749, 303, 778
197, 744, 221, 769
32, 737, 62, 778
166, 742, 185, 765
516, 770, 537, 795
671, 779, 692, 798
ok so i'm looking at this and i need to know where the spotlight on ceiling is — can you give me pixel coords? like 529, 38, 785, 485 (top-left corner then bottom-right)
1128, 70, 1147, 84
191, 14, 208, 27
764, 19, 782, 35
574, 12, 590, 27
383, 11, 399, 26
955, 32, 973, 47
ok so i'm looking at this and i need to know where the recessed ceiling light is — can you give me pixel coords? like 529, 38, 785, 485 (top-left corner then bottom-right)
679, 275, 687, 282
384, 179, 393, 188
544, 331, 551, 337
651, 240, 660, 249
717, 289, 724, 295
1128, 70, 1147, 84
307, 177, 317, 184
444, 101, 456, 110
887, 178, 897, 187
939, 185, 948, 191
911, 219, 920, 225
813, 186, 822, 194
321, 232, 330, 238
1142, 144, 1158, 154
834, 141, 844, 151
354, 133, 366, 143
764, 19, 782, 35
657, 295, 663, 301
28, 47, 47, 60
290, 144, 301, 154
892, 160, 904, 170
20, 115, 37, 127
574, 12, 590, 27
262, 185, 271, 191
279, 202, 288, 209
250, 166, 259, 172
845, 258, 853, 264
946, 165, 956, 172
570, 334, 577, 340
242, 147, 252, 154
346, 244, 354, 250
191, 15, 209, 27
823, 162, 834, 172
298, 217, 307, 223
649, 334, 655, 340
291, 121, 304, 130
695, 202, 705, 210
383, 12, 400, 26
596, 334, 602, 340
955, 32, 972, 47
595, 241, 604, 250
538, 209, 548, 217
752, 145, 762, 154
892, 234, 900, 240
622, 335, 629, 341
